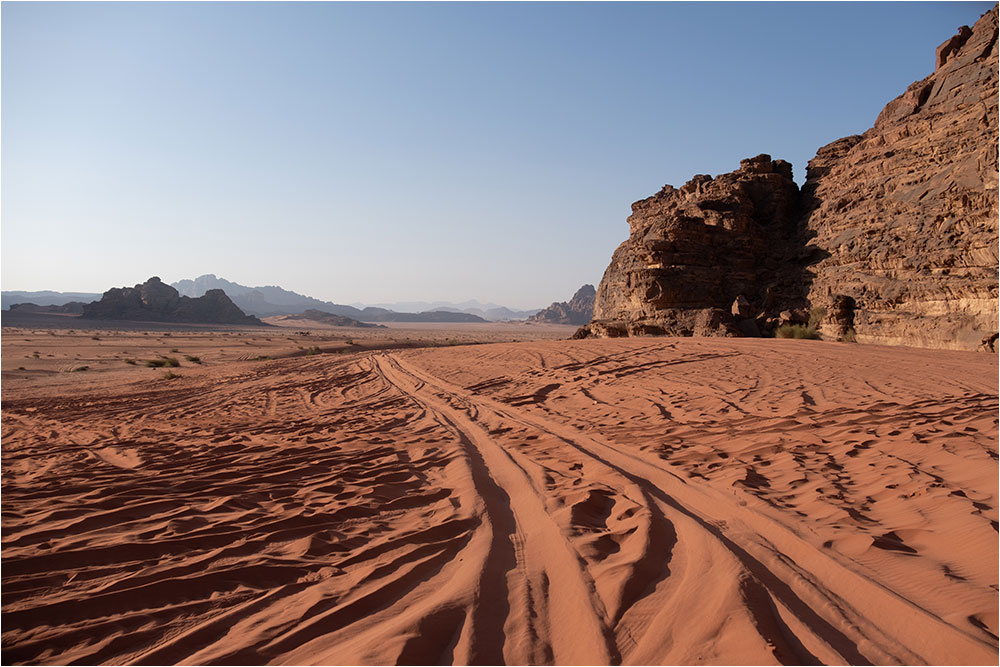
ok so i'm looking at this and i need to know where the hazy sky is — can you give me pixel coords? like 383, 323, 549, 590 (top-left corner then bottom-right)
2, 2, 993, 308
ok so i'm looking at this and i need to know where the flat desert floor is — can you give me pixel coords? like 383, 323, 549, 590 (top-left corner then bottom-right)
2, 329, 997, 665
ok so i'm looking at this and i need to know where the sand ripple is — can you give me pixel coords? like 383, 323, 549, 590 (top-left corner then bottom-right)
2, 338, 997, 664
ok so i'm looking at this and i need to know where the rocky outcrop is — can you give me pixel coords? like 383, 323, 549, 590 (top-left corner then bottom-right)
277, 310, 385, 328
82, 277, 264, 325
801, 8, 998, 350
590, 7, 998, 350
590, 156, 803, 337
7, 302, 86, 315
530, 285, 596, 325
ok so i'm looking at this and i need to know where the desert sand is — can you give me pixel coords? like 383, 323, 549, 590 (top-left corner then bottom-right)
2, 329, 997, 665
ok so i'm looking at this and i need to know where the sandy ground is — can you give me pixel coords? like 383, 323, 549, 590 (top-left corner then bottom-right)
2, 331, 997, 665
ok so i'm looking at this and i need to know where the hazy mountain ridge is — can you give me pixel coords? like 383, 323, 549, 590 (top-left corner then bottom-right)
170, 275, 528, 322
2, 291, 101, 310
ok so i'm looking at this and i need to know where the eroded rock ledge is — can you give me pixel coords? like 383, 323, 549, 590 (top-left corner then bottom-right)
587, 6, 998, 351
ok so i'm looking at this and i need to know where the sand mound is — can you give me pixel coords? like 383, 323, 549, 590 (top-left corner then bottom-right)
2, 337, 996, 664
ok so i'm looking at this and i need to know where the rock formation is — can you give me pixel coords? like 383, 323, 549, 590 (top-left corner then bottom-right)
276, 309, 385, 328
7, 302, 86, 315
590, 156, 802, 338
589, 6, 998, 351
801, 7, 998, 350
82, 277, 264, 325
530, 284, 596, 325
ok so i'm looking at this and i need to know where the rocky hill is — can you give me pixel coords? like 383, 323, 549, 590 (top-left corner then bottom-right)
530, 285, 597, 325
82, 277, 264, 325
588, 7, 998, 351
274, 310, 385, 328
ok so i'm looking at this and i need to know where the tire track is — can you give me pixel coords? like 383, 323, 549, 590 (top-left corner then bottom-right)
381, 351, 997, 665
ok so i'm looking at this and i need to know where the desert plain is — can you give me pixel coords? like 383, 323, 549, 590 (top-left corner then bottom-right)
1, 323, 997, 665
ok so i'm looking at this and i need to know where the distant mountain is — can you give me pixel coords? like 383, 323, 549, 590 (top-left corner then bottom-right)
172, 275, 364, 318
6, 301, 87, 315
174, 275, 528, 322
84, 277, 264, 325
530, 285, 596, 325
354, 299, 540, 321
364, 310, 487, 323
274, 309, 385, 328
2, 291, 101, 310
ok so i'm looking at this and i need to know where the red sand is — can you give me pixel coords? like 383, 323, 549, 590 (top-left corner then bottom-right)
2, 333, 997, 664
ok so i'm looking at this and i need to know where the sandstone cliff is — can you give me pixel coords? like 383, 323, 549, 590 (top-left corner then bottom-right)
590, 6, 998, 350
530, 284, 596, 325
801, 7, 998, 350
82, 277, 264, 325
591, 156, 802, 338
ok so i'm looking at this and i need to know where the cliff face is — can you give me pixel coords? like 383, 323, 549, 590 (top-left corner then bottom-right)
801, 7, 998, 350
591, 7, 998, 350
592, 155, 802, 337
531, 284, 596, 325
82, 277, 263, 325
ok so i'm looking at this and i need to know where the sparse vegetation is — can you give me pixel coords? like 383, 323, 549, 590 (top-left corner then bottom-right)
251, 355, 272, 361
69, 366, 90, 372
161, 370, 181, 380
841, 328, 858, 343
170, 348, 180, 353
184, 355, 202, 364
775, 324, 821, 340
17, 366, 26, 371
345, 339, 354, 346
807, 306, 827, 330
125, 359, 137, 365
145, 357, 180, 368
305, 346, 321, 355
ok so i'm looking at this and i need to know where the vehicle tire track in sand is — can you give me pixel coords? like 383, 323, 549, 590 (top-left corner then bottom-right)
376, 354, 619, 665
384, 350, 997, 665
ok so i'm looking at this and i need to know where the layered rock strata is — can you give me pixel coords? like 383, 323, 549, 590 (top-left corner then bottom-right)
591, 155, 803, 338
801, 7, 998, 350
590, 7, 998, 350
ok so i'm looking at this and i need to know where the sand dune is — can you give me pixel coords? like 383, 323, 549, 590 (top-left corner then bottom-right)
2, 335, 997, 665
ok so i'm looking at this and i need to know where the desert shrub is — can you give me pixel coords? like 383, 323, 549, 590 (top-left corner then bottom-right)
145, 359, 167, 367
775, 324, 821, 340
170, 348, 180, 353
344, 339, 354, 346
161, 370, 180, 380
163, 356, 180, 367
69, 366, 89, 372
807, 306, 827, 330
841, 328, 858, 343
252, 355, 271, 361
305, 346, 321, 355
125, 359, 137, 365
17, 366, 25, 371
184, 355, 202, 364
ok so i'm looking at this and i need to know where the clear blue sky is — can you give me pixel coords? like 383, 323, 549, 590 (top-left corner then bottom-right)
2, 1, 993, 309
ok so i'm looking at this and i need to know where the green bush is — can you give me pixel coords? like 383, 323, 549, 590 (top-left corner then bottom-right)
775, 324, 821, 340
